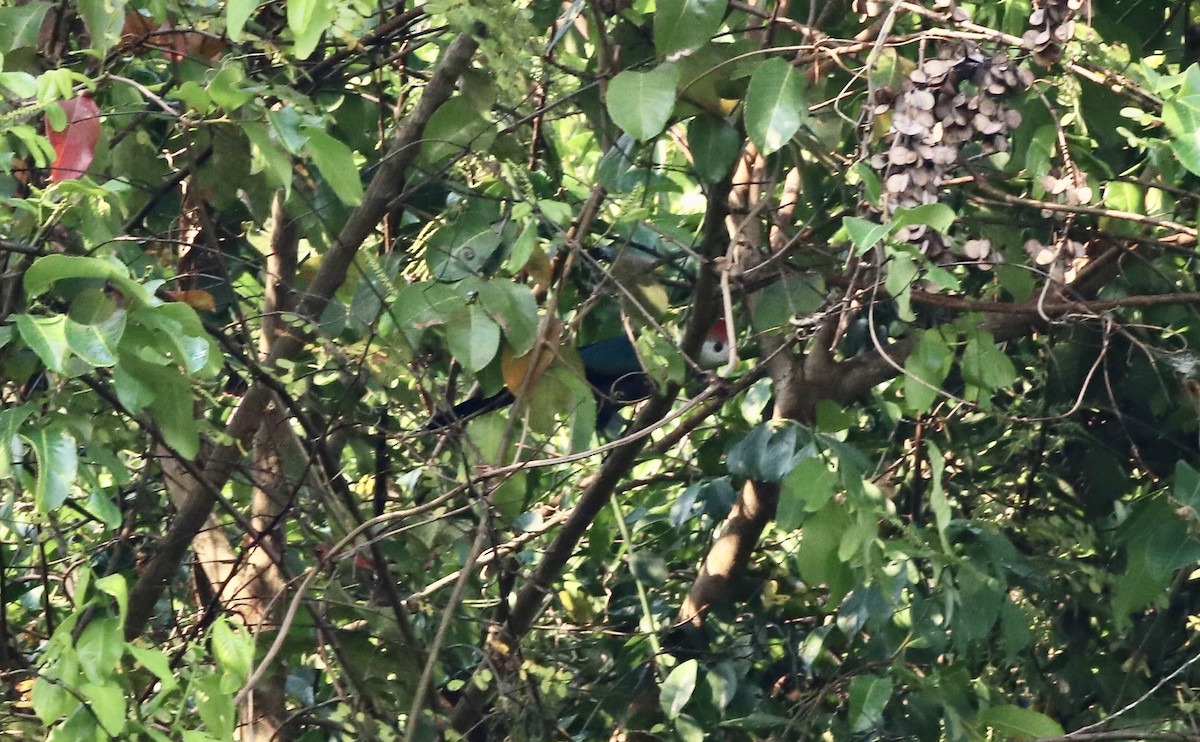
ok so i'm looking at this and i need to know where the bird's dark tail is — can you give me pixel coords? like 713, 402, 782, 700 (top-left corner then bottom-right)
426, 389, 515, 430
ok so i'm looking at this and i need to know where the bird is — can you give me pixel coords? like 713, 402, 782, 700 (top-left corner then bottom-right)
427, 320, 730, 431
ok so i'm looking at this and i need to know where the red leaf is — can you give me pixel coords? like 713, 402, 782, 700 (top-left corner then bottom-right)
46, 95, 101, 183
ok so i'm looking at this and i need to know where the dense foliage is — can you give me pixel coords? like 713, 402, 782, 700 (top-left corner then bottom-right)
4, 0, 1200, 739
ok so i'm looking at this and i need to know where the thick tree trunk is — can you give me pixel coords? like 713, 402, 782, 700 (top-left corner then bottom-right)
236, 405, 292, 741
677, 479, 780, 626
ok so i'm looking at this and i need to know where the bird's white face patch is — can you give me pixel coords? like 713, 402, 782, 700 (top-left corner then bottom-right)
699, 337, 728, 368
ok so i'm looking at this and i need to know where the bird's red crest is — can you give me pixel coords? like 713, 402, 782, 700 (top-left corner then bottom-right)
708, 318, 728, 341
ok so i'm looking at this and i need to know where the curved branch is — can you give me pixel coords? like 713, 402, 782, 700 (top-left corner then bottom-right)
123, 31, 481, 640
448, 173, 735, 734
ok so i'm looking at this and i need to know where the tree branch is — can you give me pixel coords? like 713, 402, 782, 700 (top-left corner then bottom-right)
123, 31, 481, 640
448, 172, 734, 734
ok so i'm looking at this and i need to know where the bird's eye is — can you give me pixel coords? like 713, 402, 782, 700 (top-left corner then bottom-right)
712, 341, 725, 353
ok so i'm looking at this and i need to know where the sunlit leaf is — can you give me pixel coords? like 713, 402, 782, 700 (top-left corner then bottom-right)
688, 114, 740, 183
211, 618, 253, 685
848, 675, 893, 732
744, 58, 806, 155
978, 705, 1064, 739
303, 128, 364, 205
76, 617, 123, 684
659, 659, 698, 719
844, 216, 893, 255
25, 426, 76, 513
655, 0, 725, 57
607, 64, 679, 141
446, 305, 501, 372
225, 0, 256, 41
78, 0, 125, 52
15, 314, 69, 373
0, 2, 51, 52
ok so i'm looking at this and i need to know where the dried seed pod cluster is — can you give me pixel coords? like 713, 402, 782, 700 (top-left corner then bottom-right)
1022, 0, 1088, 65
869, 46, 1032, 263
962, 238, 1002, 270
1025, 237, 1088, 283
1041, 172, 1092, 207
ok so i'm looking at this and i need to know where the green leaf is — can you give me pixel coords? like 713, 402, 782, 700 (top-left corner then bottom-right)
1144, 512, 1200, 577
48, 707, 99, 741
65, 309, 125, 368
266, 108, 309, 155
596, 134, 639, 192
655, 0, 725, 57
744, 57, 806, 155
1113, 548, 1171, 618
659, 659, 698, 719
211, 617, 253, 685
0, 403, 33, 478
0, 2, 52, 52
1024, 124, 1055, 187
76, 617, 124, 684
892, 203, 956, 234
844, 216, 893, 255
728, 423, 803, 482
751, 274, 825, 331
848, 675, 893, 732
150, 390, 200, 459
506, 221, 538, 273
778, 455, 837, 530
15, 314, 69, 373
243, 122, 295, 191
392, 281, 461, 330
885, 251, 920, 323
797, 502, 854, 608
687, 114, 740, 184
95, 574, 127, 624
1104, 181, 1143, 214
1176, 461, 1200, 512
419, 97, 496, 167
303, 128, 364, 205
175, 81, 214, 114
675, 713, 704, 742
132, 303, 215, 375
961, 332, 1017, 396
445, 305, 501, 372
120, 353, 200, 458
288, 0, 317, 36
26, 427, 77, 512
902, 329, 952, 414
706, 662, 738, 711
80, 681, 125, 735
226, 0, 256, 41
193, 672, 235, 740
128, 645, 178, 691
426, 217, 504, 282
1163, 66, 1200, 177
629, 551, 668, 585
112, 360, 156, 411
0, 71, 37, 99
927, 441, 950, 551
977, 705, 1065, 739
78, 0, 125, 53
288, 0, 333, 59
607, 64, 679, 141
208, 65, 255, 113
473, 280, 539, 355
24, 255, 157, 306
31, 676, 77, 726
